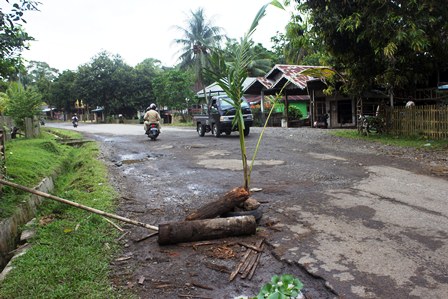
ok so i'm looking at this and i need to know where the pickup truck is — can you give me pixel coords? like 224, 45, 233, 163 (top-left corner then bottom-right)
193, 95, 253, 137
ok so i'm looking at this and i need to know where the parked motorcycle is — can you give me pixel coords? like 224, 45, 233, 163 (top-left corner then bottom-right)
145, 123, 159, 140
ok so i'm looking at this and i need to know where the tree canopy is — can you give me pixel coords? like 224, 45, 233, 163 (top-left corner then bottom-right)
293, 0, 448, 95
0, 0, 39, 80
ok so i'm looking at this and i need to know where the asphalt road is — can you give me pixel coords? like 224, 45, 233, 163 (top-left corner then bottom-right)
47, 121, 448, 298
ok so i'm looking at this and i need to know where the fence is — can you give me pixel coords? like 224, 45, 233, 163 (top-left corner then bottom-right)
0, 116, 40, 140
386, 105, 448, 139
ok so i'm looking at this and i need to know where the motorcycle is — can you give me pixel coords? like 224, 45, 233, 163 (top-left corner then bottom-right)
72, 118, 78, 128
145, 123, 159, 140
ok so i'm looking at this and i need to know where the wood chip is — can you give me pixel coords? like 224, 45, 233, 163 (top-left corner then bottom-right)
138, 275, 145, 285
115, 256, 132, 262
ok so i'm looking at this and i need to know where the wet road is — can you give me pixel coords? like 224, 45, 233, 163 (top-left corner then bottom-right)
48, 122, 448, 298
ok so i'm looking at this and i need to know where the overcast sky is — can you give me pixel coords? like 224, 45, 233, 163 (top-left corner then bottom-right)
19, 0, 291, 72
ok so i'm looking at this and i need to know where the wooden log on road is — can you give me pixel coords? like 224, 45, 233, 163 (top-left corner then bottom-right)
158, 215, 256, 245
185, 187, 249, 221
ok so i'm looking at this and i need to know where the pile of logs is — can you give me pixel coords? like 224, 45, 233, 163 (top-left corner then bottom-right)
229, 239, 264, 281
158, 187, 258, 245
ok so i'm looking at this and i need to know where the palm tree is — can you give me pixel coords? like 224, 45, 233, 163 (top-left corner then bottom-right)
173, 8, 224, 100
223, 39, 275, 77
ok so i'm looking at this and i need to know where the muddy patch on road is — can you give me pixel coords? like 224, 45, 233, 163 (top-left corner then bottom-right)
197, 159, 285, 171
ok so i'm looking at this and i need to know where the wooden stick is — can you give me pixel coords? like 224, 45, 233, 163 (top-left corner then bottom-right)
229, 249, 251, 282
134, 232, 158, 242
242, 241, 264, 279
238, 241, 262, 252
0, 178, 158, 231
240, 250, 258, 277
117, 231, 129, 241
248, 243, 264, 280
191, 281, 214, 290
229, 239, 263, 281
102, 217, 124, 232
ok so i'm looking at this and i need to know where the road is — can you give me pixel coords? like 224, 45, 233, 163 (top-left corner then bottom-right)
48, 122, 448, 298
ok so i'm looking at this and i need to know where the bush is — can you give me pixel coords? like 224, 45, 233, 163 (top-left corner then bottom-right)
5, 82, 42, 129
288, 106, 303, 120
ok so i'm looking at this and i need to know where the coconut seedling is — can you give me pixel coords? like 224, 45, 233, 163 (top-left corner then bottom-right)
203, 0, 285, 191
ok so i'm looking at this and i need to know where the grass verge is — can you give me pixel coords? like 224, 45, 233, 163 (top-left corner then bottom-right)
330, 129, 448, 150
0, 129, 133, 299
1, 130, 72, 219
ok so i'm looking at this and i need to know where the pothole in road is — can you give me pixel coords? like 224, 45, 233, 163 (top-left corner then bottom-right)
197, 159, 285, 170
114, 153, 164, 166
122, 159, 145, 165
308, 153, 347, 161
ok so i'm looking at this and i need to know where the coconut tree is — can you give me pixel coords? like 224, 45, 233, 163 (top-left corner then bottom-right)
223, 39, 276, 77
173, 8, 225, 100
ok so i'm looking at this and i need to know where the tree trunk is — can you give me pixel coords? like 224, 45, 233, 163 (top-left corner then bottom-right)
185, 187, 249, 221
158, 215, 256, 245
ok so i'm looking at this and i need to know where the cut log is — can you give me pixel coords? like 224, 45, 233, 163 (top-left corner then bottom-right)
158, 215, 256, 245
185, 187, 249, 221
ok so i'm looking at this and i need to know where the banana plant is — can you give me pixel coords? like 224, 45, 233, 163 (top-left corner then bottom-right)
203, 1, 284, 191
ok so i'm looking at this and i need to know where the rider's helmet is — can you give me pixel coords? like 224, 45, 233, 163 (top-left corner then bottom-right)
149, 103, 157, 110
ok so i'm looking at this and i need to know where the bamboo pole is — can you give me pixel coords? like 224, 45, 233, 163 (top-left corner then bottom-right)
0, 178, 158, 231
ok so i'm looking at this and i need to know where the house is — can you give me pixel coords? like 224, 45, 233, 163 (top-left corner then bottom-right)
91, 106, 105, 123
246, 64, 356, 128
196, 65, 358, 128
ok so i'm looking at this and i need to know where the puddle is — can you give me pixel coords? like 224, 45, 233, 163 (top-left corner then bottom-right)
308, 153, 347, 161
120, 154, 147, 161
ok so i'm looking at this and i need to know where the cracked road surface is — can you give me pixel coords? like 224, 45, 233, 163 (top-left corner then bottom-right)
49, 122, 448, 298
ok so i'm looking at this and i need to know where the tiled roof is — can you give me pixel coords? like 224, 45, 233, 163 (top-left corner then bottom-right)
255, 76, 273, 89
266, 65, 329, 90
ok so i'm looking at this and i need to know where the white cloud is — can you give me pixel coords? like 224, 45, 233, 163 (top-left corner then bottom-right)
21, 0, 291, 71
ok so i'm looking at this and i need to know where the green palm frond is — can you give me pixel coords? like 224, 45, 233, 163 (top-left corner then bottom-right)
203, 1, 285, 190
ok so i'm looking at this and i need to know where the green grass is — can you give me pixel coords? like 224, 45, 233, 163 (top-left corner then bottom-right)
1, 132, 71, 218
331, 129, 448, 150
0, 130, 134, 299
42, 127, 83, 140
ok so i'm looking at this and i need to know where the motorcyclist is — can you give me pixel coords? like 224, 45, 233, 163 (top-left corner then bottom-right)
72, 113, 79, 124
143, 103, 161, 133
